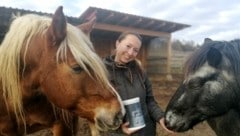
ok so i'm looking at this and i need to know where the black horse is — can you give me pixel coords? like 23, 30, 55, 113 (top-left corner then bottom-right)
164, 38, 240, 136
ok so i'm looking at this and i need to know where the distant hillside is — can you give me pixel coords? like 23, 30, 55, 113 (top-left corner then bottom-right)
172, 39, 200, 51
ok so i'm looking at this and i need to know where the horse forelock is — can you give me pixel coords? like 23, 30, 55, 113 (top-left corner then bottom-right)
0, 14, 51, 129
223, 40, 240, 81
185, 40, 240, 76
57, 24, 116, 94
184, 43, 211, 77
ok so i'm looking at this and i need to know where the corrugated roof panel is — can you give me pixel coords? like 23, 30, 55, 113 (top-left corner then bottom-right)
79, 7, 190, 33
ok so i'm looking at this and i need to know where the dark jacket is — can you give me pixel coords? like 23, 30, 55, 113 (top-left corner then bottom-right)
103, 56, 164, 136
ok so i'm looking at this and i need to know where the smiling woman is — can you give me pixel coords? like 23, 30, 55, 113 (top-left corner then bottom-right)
102, 31, 174, 136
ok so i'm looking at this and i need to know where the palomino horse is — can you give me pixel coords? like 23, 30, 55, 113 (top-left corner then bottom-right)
164, 38, 240, 136
0, 6, 124, 136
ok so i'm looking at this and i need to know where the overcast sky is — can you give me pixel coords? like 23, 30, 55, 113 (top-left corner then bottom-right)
1, 0, 240, 45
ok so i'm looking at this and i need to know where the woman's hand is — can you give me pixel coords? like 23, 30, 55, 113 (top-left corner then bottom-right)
121, 122, 139, 135
159, 118, 176, 134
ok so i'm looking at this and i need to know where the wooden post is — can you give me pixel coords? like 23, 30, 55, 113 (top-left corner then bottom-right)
166, 35, 172, 81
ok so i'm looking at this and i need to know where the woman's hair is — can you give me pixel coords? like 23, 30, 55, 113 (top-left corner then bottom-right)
117, 31, 142, 42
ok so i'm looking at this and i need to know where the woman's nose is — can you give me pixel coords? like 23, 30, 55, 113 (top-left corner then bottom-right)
127, 48, 134, 56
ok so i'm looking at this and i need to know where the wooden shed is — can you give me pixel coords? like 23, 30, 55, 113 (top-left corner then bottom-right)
0, 6, 190, 75
79, 7, 190, 75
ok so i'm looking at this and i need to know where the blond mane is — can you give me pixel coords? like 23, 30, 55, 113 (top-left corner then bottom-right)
0, 13, 114, 129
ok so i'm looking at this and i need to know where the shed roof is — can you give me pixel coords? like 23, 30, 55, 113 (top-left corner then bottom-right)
0, 6, 190, 41
79, 7, 190, 36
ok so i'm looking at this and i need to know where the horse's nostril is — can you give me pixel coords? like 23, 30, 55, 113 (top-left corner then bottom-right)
165, 120, 170, 128
164, 120, 173, 130
114, 112, 123, 125
96, 111, 123, 130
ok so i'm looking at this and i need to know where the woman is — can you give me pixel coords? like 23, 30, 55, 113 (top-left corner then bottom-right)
103, 32, 173, 136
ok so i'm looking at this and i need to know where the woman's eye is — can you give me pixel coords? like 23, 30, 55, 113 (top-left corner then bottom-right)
72, 65, 83, 73
134, 49, 139, 53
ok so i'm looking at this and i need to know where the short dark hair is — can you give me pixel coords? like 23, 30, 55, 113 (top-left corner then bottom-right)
117, 31, 142, 42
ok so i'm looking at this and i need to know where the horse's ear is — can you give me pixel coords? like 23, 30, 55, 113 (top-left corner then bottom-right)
47, 6, 66, 45
78, 15, 96, 37
204, 38, 212, 43
207, 47, 222, 67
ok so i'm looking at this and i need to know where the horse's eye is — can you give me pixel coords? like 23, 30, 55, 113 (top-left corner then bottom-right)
72, 65, 83, 73
188, 78, 202, 89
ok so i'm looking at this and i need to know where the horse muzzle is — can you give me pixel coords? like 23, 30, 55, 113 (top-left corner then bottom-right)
95, 111, 123, 131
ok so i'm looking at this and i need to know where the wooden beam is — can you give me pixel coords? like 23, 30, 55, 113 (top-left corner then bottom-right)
85, 10, 97, 21
166, 35, 172, 80
94, 23, 170, 38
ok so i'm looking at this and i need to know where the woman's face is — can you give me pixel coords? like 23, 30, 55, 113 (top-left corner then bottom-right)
114, 34, 141, 64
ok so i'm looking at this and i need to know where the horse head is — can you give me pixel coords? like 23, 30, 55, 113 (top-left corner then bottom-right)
0, 6, 124, 135
164, 38, 239, 132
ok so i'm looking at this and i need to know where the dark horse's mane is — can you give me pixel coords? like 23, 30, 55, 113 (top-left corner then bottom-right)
184, 39, 240, 81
